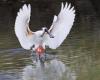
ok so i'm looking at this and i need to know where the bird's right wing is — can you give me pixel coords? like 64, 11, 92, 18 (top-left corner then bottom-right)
15, 4, 35, 50
44, 2, 75, 49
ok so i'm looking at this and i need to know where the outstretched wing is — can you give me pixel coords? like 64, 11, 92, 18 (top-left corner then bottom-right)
15, 4, 34, 50
45, 2, 75, 49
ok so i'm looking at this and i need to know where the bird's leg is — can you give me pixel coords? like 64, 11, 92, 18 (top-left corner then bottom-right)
44, 50, 47, 60
30, 47, 39, 63
39, 52, 45, 62
30, 45, 39, 62
39, 54, 45, 67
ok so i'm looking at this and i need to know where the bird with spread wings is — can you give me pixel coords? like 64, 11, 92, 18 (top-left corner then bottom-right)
14, 2, 75, 62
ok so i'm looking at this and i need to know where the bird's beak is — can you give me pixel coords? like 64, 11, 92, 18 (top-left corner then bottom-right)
45, 29, 54, 38
41, 31, 45, 37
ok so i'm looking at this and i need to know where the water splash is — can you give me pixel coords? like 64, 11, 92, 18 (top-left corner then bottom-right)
22, 59, 76, 80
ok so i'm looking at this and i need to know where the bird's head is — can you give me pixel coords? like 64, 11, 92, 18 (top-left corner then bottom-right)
42, 27, 47, 31
41, 27, 54, 38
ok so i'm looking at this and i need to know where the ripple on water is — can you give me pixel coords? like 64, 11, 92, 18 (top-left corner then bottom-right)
22, 59, 76, 80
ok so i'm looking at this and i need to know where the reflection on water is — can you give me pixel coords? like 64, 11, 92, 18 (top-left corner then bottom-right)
22, 59, 76, 80
0, 47, 77, 80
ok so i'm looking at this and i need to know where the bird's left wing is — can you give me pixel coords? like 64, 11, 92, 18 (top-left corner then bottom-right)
15, 4, 35, 50
44, 2, 75, 49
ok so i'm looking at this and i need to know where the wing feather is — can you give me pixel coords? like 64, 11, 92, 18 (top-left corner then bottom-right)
15, 4, 34, 50
45, 2, 75, 49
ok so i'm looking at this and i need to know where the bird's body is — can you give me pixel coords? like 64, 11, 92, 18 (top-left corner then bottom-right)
31, 31, 46, 54
14, 2, 75, 62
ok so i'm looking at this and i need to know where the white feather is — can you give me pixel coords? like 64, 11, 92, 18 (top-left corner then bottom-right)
15, 4, 34, 50
53, 15, 57, 23
15, 3, 75, 50
44, 2, 75, 49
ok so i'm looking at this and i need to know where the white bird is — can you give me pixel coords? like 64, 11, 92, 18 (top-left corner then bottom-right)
14, 2, 75, 61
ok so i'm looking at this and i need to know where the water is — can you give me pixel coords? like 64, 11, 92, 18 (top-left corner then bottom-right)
22, 59, 76, 80
0, 0, 100, 80
0, 45, 77, 80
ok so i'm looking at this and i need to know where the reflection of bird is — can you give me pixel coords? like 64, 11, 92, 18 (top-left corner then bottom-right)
14, 2, 75, 61
22, 59, 66, 80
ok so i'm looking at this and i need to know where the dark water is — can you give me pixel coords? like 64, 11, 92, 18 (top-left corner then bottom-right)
0, 0, 100, 80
